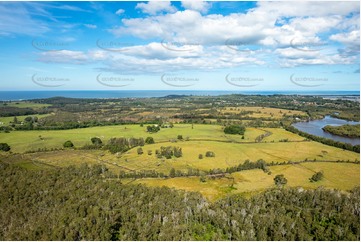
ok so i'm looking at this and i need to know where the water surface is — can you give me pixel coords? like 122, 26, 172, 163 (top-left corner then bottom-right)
292, 116, 360, 145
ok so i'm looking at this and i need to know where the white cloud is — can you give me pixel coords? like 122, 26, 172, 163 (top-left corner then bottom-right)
38, 50, 88, 64
330, 30, 360, 46
135, 1, 177, 15
181, 1, 211, 14
84, 24, 97, 29
36, 43, 263, 74
32, 1, 360, 72
115, 8, 125, 15
256, 1, 359, 17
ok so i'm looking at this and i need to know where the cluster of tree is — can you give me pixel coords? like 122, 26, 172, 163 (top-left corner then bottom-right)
0, 162, 359, 240
224, 124, 246, 135
323, 124, 360, 138
0, 126, 11, 133
286, 125, 360, 153
219, 159, 269, 174
147, 125, 160, 133
0, 143, 11, 152
255, 130, 272, 142
0, 106, 40, 117
155, 146, 182, 159
105, 137, 145, 154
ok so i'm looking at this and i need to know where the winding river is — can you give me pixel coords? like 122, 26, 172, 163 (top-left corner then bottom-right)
292, 115, 360, 146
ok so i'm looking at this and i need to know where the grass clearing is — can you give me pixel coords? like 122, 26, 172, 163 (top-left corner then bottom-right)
0, 114, 53, 125
0, 124, 267, 153
1, 102, 51, 109
117, 140, 359, 173
220, 107, 307, 119
137, 162, 360, 201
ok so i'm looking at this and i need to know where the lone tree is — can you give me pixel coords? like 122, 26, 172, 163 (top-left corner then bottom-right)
310, 171, 324, 182
145, 137, 155, 144
0, 143, 11, 152
205, 151, 215, 157
274, 174, 287, 186
63, 140, 74, 148
169, 168, 176, 178
137, 147, 143, 155
91, 137, 103, 146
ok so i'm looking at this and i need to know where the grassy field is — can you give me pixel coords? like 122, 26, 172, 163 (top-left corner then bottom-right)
0, 124, 271, 153
136, 162, 360, 201
220, 107, 307, 119
0, 113, 53, 125
1, 101, 51, 109
4, 135, 358, 176
1, 121, 358, 201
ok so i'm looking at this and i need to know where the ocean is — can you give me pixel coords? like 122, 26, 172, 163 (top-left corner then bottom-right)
0, 90, 359, 101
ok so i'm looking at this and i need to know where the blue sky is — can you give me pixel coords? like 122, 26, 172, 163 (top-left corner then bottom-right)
0, 1, 359, 91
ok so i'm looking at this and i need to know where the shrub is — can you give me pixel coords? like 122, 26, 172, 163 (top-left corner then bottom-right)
91, 137, 103, 146
205, 151, 215, 157
63, 140, 74, 148
0, 143, 11, 152
274, 174, 287, 186
198, 154, 203, 159
137, 147, 143, 155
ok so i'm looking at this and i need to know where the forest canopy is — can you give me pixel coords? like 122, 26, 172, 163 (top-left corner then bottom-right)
0, 162, 359, 241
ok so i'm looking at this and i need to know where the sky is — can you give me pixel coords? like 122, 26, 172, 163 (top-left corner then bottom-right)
0, 0, 359, 91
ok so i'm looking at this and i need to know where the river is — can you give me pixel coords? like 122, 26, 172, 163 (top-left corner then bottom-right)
292, 115, 360, 146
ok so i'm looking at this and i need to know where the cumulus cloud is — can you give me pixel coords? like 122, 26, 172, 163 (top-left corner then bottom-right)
115, 8, 125, 15
135, 1, 177, 15
34, 1, 360, 72
181, 1, 211, 14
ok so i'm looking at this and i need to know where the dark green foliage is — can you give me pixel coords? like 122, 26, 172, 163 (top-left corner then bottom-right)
169, 168, 176, 178
198, 154, 203, 159
274, 174, 288, 186
0, 163, 359, 241
137, 147, 143, 155
105, 137, 144, 154
205, 151, 215, 157
157, 146, 182, 159
224, 125, 245, 135
147, 125, 160, 133
63, 140, 74, 148
91, 137, 103, 146
177, 135, 183, 140
0, 143, 11, 152
145, 136, 155, 144
310, 171, 324, 182
323, 124, 360, 138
